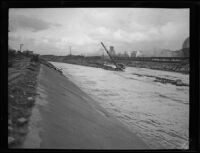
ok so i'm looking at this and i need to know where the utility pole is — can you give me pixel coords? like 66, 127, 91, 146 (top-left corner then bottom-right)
69, 46, 71, 56
20, 44, 24, 52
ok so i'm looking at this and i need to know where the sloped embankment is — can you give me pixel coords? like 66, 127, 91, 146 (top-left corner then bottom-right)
8, 56, 40, 148
23, 62, 149, 149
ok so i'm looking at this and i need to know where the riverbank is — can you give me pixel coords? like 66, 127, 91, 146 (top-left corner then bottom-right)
41, 55, 189, 74
8, 54, 40, 148
128, 61, 189, 74
23, 62, 149, 149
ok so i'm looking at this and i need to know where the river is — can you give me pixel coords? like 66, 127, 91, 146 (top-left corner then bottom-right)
51, 62, 189, 149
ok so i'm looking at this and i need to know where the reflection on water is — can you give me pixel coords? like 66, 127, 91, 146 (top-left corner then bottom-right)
51, 62, 189, 149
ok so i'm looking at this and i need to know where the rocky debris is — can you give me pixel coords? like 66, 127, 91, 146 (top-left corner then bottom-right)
40, 59, 64, 75
27, 97, 33, 101
180, 67, 185, 71
175, 79, 185, 86
8, 136, 16, 145
27, 84, 34, 88
154, 77, 188, 86
8, 55, 40, 148
176, 79, 182, 85
54, 67, 63, 74
17, 117, 28, 125
128, 61, 189, 74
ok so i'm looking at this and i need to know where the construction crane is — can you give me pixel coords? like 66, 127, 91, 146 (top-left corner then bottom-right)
101, 42, 125, 71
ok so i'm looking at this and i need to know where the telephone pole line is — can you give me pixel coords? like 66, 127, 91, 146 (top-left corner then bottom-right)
20, 44, 24, 52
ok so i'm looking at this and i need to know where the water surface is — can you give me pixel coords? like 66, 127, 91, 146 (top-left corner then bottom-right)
51, 62, 189, 149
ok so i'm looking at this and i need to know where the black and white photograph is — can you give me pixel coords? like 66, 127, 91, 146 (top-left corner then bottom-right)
8, 7, 191, 149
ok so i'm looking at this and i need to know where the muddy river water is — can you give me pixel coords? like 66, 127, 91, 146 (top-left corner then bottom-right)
51, 62, 189, 149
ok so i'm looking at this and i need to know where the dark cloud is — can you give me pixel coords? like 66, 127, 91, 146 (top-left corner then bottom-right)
9, 14, 61, 32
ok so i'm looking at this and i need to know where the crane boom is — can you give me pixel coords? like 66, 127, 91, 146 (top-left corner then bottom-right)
101, 42, 118, 68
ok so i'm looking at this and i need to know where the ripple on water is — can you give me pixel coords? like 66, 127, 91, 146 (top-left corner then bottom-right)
51, 62, 189, 149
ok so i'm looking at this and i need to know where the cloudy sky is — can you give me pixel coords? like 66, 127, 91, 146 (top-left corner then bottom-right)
9, 8, 189, 56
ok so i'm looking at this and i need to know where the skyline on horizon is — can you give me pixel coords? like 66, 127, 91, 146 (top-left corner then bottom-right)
9, 8, 189, 56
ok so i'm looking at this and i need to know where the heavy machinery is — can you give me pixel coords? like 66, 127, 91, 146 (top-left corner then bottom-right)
101, 42, 125, 71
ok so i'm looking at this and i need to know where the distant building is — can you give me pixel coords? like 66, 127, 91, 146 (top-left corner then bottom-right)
136, 51, 143, 57
182, 37, 189, 57
131, 51, 137, 57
